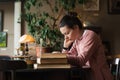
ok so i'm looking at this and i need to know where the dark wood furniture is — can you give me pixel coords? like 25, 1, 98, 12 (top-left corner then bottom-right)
107, 54, 120, 80
0, 60, 27, 80
15, 67, 91, 80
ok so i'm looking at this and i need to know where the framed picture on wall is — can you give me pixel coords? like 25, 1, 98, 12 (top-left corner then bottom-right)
0, 10, 3, 31
83, 0, 99, 11
108, 0, 120, 14
0, 32, 7, 47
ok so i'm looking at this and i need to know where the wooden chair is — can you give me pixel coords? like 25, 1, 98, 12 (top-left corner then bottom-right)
0, 60, 27, 80
107, 58, 120, 80
0, 55, 12, 80
0, 55, 11, 60
117, 60, 120, 80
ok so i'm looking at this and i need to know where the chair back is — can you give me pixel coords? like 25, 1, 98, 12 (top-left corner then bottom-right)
118, 60, 120, 80
0, 60, 27, 71
0, 60, 27, 80
0, 55, 11, 60
107, 58, 120, 80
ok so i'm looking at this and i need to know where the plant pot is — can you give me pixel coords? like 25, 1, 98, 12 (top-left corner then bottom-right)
41, 47, 52, 53
36, 47, 52, 57
25, 59, 36, 68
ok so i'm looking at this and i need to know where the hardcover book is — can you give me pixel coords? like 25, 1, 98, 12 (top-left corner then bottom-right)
35, 53, 71, 68
35, 63, 71, 69
37, 53, 68, 64
41, 53, 67, 59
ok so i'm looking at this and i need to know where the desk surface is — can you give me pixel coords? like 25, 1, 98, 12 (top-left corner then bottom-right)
12, 55, 31, 58
16, 66, 91, 73
15, 67, 91, 80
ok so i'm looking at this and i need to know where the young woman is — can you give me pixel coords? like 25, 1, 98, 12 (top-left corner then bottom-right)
59, 12, 113, 80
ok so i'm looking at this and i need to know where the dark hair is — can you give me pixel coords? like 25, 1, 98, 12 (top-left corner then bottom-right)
59, 12, 83, 29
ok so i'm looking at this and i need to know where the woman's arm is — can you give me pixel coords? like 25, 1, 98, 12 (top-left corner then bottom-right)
67, 31, 100, 66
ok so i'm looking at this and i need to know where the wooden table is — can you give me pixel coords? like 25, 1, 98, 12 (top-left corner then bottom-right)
12, 55, 31, 60
11, 67, 91, 80
10, 56, 92, 80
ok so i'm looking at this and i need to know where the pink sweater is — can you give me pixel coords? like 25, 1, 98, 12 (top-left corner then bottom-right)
64, 30, 113, 80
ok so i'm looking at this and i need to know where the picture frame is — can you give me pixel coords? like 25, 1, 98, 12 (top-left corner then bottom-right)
108, 0, 120, 14
0, 10, 3, 31
83, 0, 99, 11
0, 32, 7, 47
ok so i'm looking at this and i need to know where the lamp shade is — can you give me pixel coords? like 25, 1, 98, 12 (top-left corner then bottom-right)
19, 34, 35, 43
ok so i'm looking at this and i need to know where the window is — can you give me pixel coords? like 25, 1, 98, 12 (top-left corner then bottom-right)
0, 32, 7, 47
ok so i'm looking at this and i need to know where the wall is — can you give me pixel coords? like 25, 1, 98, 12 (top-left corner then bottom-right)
74, 0, 120, 54
0, 2, 14, 56
0, 0, 120, 55
103, 0, 120, 54
93, 0, 120, 54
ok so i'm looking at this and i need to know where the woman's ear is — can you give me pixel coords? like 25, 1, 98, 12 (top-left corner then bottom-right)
74, 25, 79, 29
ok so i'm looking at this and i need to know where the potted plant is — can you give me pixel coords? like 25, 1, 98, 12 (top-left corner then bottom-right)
21, 0, 84, 52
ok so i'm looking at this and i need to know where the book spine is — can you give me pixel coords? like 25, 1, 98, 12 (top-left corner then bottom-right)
37, 58, 41, 64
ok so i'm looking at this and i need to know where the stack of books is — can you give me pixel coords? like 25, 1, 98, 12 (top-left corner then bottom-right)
34, 53, 71, 69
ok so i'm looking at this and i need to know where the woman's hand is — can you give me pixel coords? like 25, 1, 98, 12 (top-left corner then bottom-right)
63, 38, 73, 48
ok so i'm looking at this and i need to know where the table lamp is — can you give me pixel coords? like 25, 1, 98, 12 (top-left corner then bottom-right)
19, 34, 35, 55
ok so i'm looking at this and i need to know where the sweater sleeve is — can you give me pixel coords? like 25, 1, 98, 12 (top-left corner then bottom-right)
67, 31, 101, 66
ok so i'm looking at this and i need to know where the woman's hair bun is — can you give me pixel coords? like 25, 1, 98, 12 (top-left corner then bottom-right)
67, 11, 78, 17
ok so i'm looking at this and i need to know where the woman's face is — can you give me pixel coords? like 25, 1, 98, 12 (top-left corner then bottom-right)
60, 25, 80, 41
